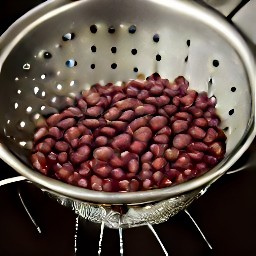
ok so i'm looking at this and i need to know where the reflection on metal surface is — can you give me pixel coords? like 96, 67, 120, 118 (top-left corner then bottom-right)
0, 176, 27, 187
74, 215, 79, 254
98, 221, 105, 256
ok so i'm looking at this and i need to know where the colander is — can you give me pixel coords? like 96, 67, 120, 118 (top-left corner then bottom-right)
0, 0, 255, 228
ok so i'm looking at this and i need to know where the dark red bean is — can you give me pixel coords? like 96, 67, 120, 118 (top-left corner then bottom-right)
109, 121, 128, 132
111, 133, 131, 151
100, 127, 116, 137
77, 124, 92, 135
153, 134, 169, 144
64, 127, 81, 142
157, 126, 172, 136
152, 171, 164, 184
128, 159, 139, 173
86, 106, 104, 117
139, 169, 153, 180
77, 98, 87, 113
121, 152, 138, 166
174, 153, 192, 169
82, 119, 100, 129
128, 116, 151, 132
64, 107, 83, 118
57, 118, 76, 130
163, 88, 179, 97
115, 98, 142, 110
58, 152, 68, 163
160, 177, 172, 188
135, 104, 156, 116
112, 92, 126, 104
204, 128, 218, 143
44, 138, 56, 148
203, 155, 218, 166
141, 151, 154, 163
188, 126, 206, 140
163, 104, 178, 116
152, 157, 167, 170
188, 106, 203, 118
94, 165, 112, 178
70, 145, 91, 164
172, 120, 189, 134
208, 141, 225, 158
36, 142, 52, 154
31, 152, 48, 174
137, 90, 150, 101
149, 116, 168, 131
104, 107, 122, 121
78, 135, 93, 146
130, 141, 147, 154
96, 96, 110, 108
34, 127, 48, 142
175, 112, 193, 122
70, 138, 79, 148
130, 179, 140, 192
142, 179, 153, 190
84, 92, 100, 105
102, 179, 114, 192
142, 162, 152, 172
150, 84, 164, 96
111, 168, 126, 180
78, 162, 91, 177
188, 151, 204, 161
156, 95, 170, 107
164, 147, 179, 161
193, 117, 208, 127
158, 108, 169, 118
93, 147, 114, 161
133, 127, 153, 142
48, 127, 63, 140
91, 175, 103, 191
173, 134, 192, 149
55, 141, 70, 152
172, 96, 180, 106
195, 162, 208, 172
150, 143, 168, 157
95, 136, 108, 147
126, 86, 139, 97
187, 142, 208, 152
145, 96, 157, 105
119, 110, 136, 122
119, 180, 130, 192
46, 113, 63, 126
195, 92, 209, 110
179, 94, 195, 107
77, 178, 88, 188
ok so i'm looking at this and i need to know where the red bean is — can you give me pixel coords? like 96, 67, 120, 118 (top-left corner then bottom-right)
175, 112, 193, 122
208, 142, 225, 158
31, 152, 48, 174
203, 155, 218, 166
84, 92, 100, 105
139, 169, 153, 180
96, 96, 110, 108
93, 147, 114, 161
174, 153, 192, 169
112, 92, 126, 104
160, 177, 172, 188
34, 127, 48, 142
48, 127, 63, 140
115, 98, 142, 110
188, 106, 203, 118
70, 138, 79, 148
64, 107, 83, 118
187, 142, 208, 152
57, 118, 76, 130
100, 127, 116, 137
119, 180, 130, 192
55, 141, 70, 152
82, 119, 100, 129
152, 171, 164, 184
64, 127, 81, 142
58, 152, 68, 163
94, 165, 112, 178
111, 168, 126, 180
150, 84, 164, 95
119, 110, 136, 122
126, 86, 139, 97
130, 179, 140, 192
109, 154, 123, 168
149, 116, 168, 131
152, 157, 167, 170
188, 151, 204, 161
195, 92, 209, 110
102, 179, 114, 192
104, 107, 122, 121
128, 159, 139, 173
135, 104, 156, 116
95, 136, 108, 147
150, 143, 168, 157
153, 134, 169, 144
193, 117, 208, 127
133, 126, 153, 142
163, 104, 178, 116
173, 134, 192, 149
142, 162, 152, 172
78, 162, 91, 177
77, 99, 87, 113
86, 106, 104, 117
46, 113, 63, 126
156, 95, 170, 107
188, 126, 206, 140
36, 142, 52, 154
204, 128, 218, 143
137, 90, 150, 101
179, 94, 195, 107
172, 120, 189, 133
164, 147, 179, 161
111, 133, 131, 151
91, 175, 103, 191
109, 121, 128, 132
130, 141, 147, 154
141, 151, 154, 163
70, 145, 91, 164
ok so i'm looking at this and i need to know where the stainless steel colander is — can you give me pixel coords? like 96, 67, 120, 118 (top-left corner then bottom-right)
0, 0, 255, 228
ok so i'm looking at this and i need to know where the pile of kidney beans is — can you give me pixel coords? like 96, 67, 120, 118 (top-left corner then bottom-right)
31, 73, 226, 192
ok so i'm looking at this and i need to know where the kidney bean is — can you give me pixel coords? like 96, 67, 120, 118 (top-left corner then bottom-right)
119, 110, 136, 122
34, 127, 48, 142
91, 175, 103, 191
142, 162, 152, 172
94, 165, 112, 178
121, 152, 138, 166
164, 147, 179, 161
64, 127, 81, 143
193, 117, 208, 127
153, 134, 169, 144
94, 136, 107, 147
115, 98, 142, 110
104, 107, 121, 121
141, 151, 154, 163
157, 108, 169, 118
47, 152, 58, 165
111, 133, 131, 151
188, 151, 204, 161
208, 142, 225, 158
126, 86, 139, 97
187, 142, 208, 152
70, 145, 91, 164
172, 96, 180, 106
188, 106, 203, 118
137, 90, 150, 101
77, 98, 87, 113
31, 152, 48, 174
112, 92, 126, 104
110, 154, 123, 168
46, 113, 63, 126
150, 143, 168, 157
156, 95, 170, 107
58, 152, 68, 163
174, 153, 192, 169
173, 134, 192, 149
157, 126, 172, 137
142, 179, 153, 190
133, 127, 153, 142
152, 157, 167, 170
36, 141, 52, 154
109, 121, 128, 132
77, 124, 91, 135
82, 119, 100, 129
71, 138, 79, 148
139, 169, 153, 180
48, 127, 63, 140
175, 112, 193, 122
64, 107, 83, 118
204, 127, 218, 143
56, 118, 76, 130
152, 171, 164, 184
188, 126, 206, 140
163, 105, 178, 116
78, 135, 93, 146
179, 94, 195, 107
175, 76, 189, 93
128, 80, 145, 89
111, 168, 126, 180
128, 116, 151, 132
77, 178, 88, 188
96, 96, 110, 108
101, 179, 113, 192
44, 138, 56, 148
149, 116, 168, 131
172, 120, 189, 134
135, 104, 156, 116
150, 84, 164, 96
93, 147, 114, 161
55, 141, 69, 152
145, 96, 157, 105
163, 88, 179, 97
128, 159, 139, 173
86, 106, 104, 117
100, 127, 116, 137
130, 141, 147, 154
78, 163, 91, 177
84, 92, 100, 105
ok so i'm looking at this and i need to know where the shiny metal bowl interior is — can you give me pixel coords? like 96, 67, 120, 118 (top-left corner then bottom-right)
0, 0, 255, 205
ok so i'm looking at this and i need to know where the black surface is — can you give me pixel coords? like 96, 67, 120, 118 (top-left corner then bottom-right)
0, 1, 256, 256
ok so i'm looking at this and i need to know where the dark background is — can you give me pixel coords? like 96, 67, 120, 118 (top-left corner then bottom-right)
0, 1, 256, 256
